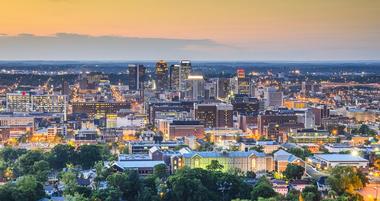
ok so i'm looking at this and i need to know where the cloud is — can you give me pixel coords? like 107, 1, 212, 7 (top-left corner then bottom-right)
0, 33, 235, 60
0, 33, 379, 61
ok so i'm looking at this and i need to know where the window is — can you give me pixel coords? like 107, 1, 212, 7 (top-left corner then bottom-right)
194, 158, 200, 168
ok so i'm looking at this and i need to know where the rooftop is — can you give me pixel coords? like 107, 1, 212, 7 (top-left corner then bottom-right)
314, 154, 368, 162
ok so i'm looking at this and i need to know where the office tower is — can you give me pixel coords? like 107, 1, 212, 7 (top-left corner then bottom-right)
257, 111, 301, 140
62, 80, 70, 96
237, 68, 245, 79
128, 64, 145, 91
232, 95, 260, 114
6, 92, 31, 112
179, 60, 192, 91
155, 60, 169, 91
311, 105, 330, 127
217, 78, 231, 99
170, 64, 180, 91
264, 87, 283, 108
205, 79, 217, 100
195, 103, 233, 128
186, 74, 205, 100
238, 77, 250, 95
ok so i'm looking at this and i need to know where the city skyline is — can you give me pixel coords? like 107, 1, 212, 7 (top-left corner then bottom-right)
0, 0, 380, 60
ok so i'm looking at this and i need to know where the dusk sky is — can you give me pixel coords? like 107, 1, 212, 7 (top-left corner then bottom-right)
0, 0, 379, 61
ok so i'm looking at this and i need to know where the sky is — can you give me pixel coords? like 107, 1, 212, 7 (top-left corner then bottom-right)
0, 0, 379, 61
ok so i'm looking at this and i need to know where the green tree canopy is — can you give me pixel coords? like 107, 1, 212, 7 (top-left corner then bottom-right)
327, 166, 368, 195
206, 160, 224, 171
283, 164, 305, 180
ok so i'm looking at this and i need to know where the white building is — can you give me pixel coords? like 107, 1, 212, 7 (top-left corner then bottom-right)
312, 154, 368, 169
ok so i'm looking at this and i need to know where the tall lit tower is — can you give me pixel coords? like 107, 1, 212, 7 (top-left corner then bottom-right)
155, 60, 169, 91
179, 60, 192, 91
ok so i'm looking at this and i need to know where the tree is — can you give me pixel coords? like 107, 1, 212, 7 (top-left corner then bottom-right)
91, 187, 122, 201
14, 150, 46, 176
246, 171, 256, 179
13, 175, 45, 201
0, 147, 26, 165
76, 145, 102, 169
249, 145, 264, 152
301, 186, 320, 201
352, 124, 376, 136
206, 160, 224, 171
48, 144, 76, 170
107, 171, 141, 201
283, 164, 305, 180
169, 175, 210, 201
62, 170, 79, 195
32, 160, 51, 182
154, 163, 168, 179
287, 148, 312, 160
251, 177, 277, 201
65, 193, 90, 201
327, 166, 368, 195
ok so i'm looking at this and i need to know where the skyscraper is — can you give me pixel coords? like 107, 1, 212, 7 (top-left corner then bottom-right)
155, 60, 169, 91
217, 78, 231, 100
170, 64, 180, 91
62, 80, 70, 96
179, 60, 192, 91
128, 64, 145, 91
186, 74, 205, 100
237, 68, 250, 95
195, 103, 233, 128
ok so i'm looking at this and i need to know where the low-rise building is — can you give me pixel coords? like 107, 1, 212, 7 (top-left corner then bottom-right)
309, 154, 369, 169
181, 150, 274, 173
273, 149, 305, 172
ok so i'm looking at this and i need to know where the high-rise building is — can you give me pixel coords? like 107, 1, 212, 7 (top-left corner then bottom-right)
155, 60, 169, 91
128, 64, 145, 91
186, 74, 205, 100
62, 80, 70, 96
237, 68, 245, 79
179, 60, 192, 91
195, 103, 233, 128
170, 64, 180, 91
232, 95, 260, 115
217, 78, 231, 99
238, 77, 250, 95
264, 87, 283, 108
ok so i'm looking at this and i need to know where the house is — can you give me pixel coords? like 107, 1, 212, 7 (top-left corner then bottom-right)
289, 180, 312, 191
273, 149, 305, 172
317, 176, 330, 192
271, 179, 288, 195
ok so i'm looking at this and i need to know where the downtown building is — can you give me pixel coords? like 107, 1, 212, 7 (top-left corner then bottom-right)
6, 92, 67, 114
155, 60, 169, 91
128, 64, 146, 91
194, 103, 233, 128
